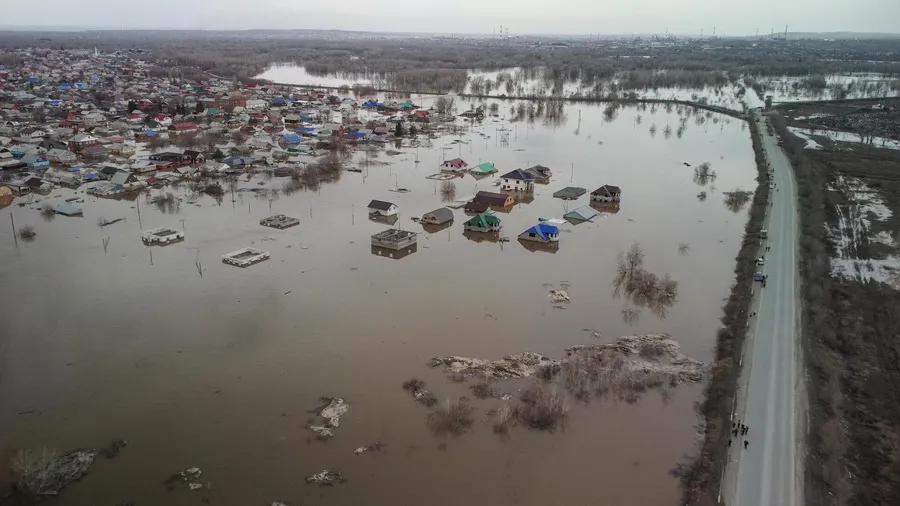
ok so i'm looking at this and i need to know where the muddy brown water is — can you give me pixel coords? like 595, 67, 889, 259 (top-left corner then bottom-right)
0, 100, 756, 506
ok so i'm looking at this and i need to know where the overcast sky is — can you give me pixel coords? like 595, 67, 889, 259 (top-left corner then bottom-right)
4, 0, 899, 35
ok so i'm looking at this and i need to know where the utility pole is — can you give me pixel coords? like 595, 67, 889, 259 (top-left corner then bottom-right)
10, 214, 17, 248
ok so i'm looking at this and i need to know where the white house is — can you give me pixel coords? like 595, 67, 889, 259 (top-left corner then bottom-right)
45, 148, 77, 164
500, 169, 535, 192
368, 199, 398, 216
246, 99, 267, 111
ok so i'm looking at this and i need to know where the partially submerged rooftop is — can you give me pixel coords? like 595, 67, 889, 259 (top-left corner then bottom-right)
141, 227, 184, 245
371, 228, 417, 250
260, 214, 300, 229
222, 247, 270, 267
552, 186, 587, 200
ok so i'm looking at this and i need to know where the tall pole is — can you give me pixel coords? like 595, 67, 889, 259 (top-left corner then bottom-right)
10, 214, 18, 248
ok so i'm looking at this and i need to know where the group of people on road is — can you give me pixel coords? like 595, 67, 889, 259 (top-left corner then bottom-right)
730, 421, 751, 449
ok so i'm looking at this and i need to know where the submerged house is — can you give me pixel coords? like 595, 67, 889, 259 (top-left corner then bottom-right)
563, 206, 599, 223
469, 161, 497, 176
524, 164, 552, 183
518, 223, 559, 243
473, 191, 515, 208
441, 158, 468, 173
463, 212, 501, 233
368, 199, 398, 216
591, 185, 621, 203
464, 201, 490, 214
500, 169, 535, 192
552, 186, 587, 200
421, 207, 454, 225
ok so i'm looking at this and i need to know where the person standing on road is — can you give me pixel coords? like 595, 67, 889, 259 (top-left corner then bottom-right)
744, 440, 749, 449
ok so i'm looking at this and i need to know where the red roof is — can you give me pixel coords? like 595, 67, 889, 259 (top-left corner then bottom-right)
444, 158, 467, 168
153, 114, 169, 121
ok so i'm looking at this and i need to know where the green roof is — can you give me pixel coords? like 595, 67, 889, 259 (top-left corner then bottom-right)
471, 162, 496, 173
465, 213, 500, 227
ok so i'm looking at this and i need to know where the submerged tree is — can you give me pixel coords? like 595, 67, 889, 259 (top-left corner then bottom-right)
692, 162, 717, 186
723, 189, 753, 213
440, 180, 457, 202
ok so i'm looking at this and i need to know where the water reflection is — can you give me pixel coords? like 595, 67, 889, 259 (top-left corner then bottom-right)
369, 214, 399, 226
518, 239, 559, 254
723, 190, 753, 213
589, 202, 621, 214
462, 230, 501, 244
422, 222, 452, 234
692, 163, 717, 186
611, 243, 678, 319
371, 244, 417, 259
150, 192, 181, 214
622, 308, 641, 326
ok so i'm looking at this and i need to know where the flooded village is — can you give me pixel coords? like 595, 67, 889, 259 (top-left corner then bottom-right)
0, 35, 897, 506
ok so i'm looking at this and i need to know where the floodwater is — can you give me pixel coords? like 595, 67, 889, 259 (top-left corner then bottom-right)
0, 100, 757, 506
758, 73, 899, 103
256, 64, 895, 112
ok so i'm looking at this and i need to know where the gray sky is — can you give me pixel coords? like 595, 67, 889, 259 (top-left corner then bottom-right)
4, 0, 900, 35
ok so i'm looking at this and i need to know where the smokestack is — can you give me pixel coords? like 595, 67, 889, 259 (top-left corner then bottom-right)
784, 25, 788, 39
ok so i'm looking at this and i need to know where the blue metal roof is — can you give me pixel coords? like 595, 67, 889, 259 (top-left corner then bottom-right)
524, 223, 559, 241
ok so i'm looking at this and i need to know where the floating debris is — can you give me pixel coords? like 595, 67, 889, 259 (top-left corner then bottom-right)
164, 466, 208, 491
561, 334, 708, 403
583, 328, 602, 339
309, 426, 333, 439
548, 290, 570, 303
307, 397, 349, 440
428, 353, 558, 381
431, 335, 707, 406
353, 443, 382, 455
13, 449, 95, 496
306, 469, 346, 486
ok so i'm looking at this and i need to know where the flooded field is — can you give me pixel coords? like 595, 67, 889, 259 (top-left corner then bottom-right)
0, 100, 757, 506
758, 73, 899, 103
255, 64, 896, 111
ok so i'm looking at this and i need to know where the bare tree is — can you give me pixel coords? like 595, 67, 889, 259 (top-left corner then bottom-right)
435, 96, 456, 116
440, 180, 457, 202
693, 162, 717, 186
32, 106, 45, 123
